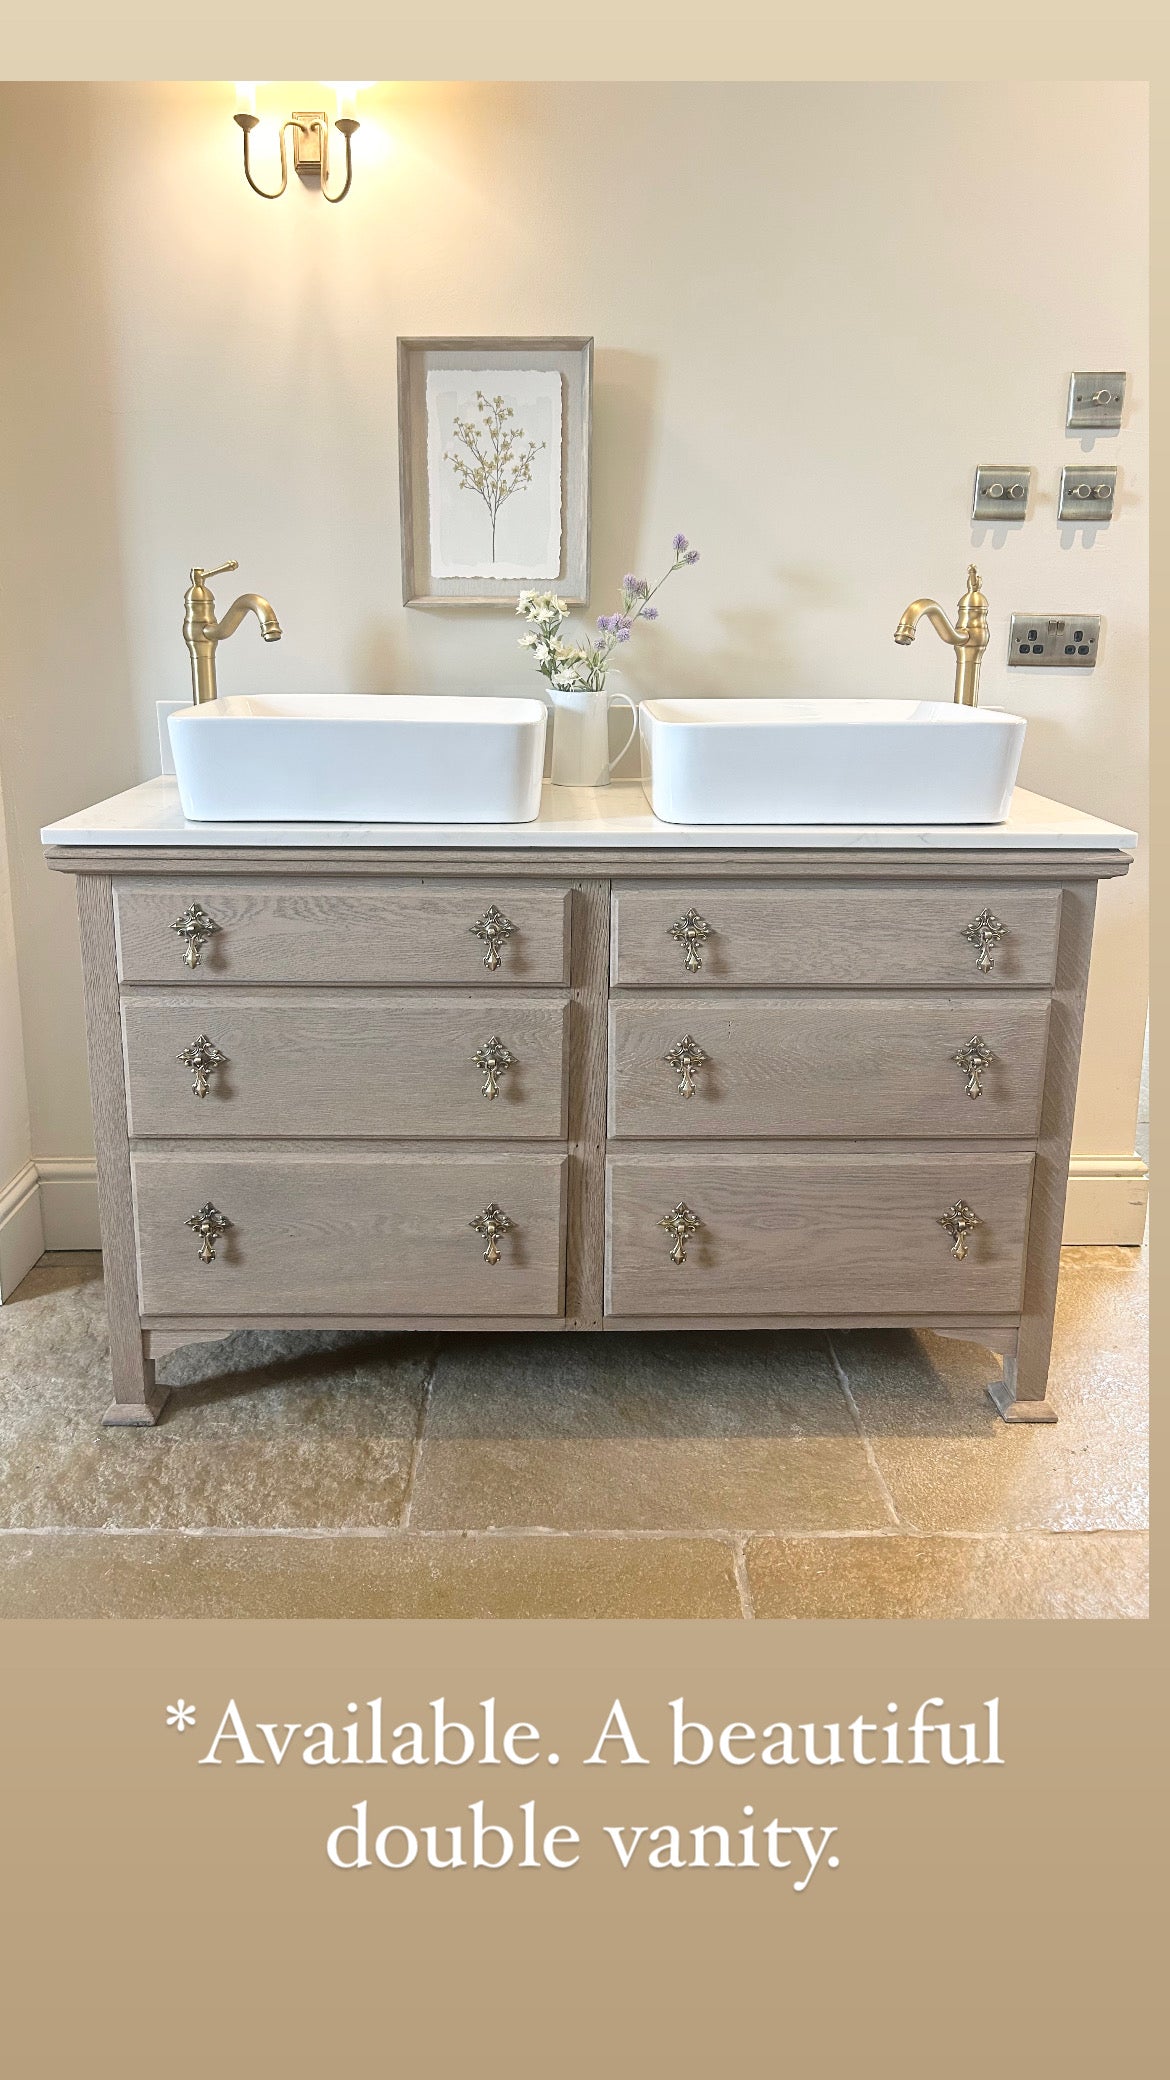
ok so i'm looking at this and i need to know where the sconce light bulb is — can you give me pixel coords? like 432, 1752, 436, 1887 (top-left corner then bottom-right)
331, 81, 362, 122
234, 81, 257, 118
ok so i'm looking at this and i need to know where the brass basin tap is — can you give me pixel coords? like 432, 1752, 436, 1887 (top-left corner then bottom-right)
894, 565, 989, 707
182, 561, 282, 704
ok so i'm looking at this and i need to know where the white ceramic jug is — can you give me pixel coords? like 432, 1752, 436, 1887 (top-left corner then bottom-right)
548, 679, 638, 789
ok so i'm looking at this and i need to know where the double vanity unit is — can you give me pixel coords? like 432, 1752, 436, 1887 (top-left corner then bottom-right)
42, 690, 1133, 1433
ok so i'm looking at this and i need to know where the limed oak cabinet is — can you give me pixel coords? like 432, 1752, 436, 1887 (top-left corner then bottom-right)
43, 788, 1133, 1428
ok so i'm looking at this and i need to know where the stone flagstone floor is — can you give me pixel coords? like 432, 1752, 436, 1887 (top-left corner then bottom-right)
0, 1244, 1147, 1619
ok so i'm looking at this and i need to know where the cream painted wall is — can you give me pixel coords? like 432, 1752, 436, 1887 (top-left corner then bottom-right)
0, 80, 1148, 1244
0, 767, 42, 1294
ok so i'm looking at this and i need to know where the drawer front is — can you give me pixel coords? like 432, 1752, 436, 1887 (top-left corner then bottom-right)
133, 1151, 567, 1318
611, 883, 1061, 988
123, 991, 570, 1141
115, 878, 571, 986
609, 993, 1050, 1140
606, 1150, 1033, 1318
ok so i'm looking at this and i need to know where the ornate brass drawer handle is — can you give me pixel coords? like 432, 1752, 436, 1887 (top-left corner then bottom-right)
939, 1200, 981, 1261
473, 1036, 514, 1100
470, 1202, 514, 1266
663, 1034, 708, 1098
470, 905, 516, 972
659, 1200, 702, 1266
178, 1033, 227, 1099
668, 908, 712, 974
186, 1201, 232, 1265
963, 908, 1006, 974
171, 902, 221, 970
952, 1034, 995, 1100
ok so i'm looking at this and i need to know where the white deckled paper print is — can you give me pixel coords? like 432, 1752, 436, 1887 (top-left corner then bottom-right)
427, 367, 563, 580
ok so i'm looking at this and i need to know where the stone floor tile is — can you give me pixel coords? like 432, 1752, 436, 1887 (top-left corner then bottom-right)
0, 1531, 742, 1620
745, 1531, 1148, 1620
0, 1257, 432, 1529
830, 1244, 1147, 1533
412, 1328, 887, 1530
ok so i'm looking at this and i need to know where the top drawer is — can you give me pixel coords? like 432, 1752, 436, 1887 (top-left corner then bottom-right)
611, 882, 1062, 989
114, 878, 572, 986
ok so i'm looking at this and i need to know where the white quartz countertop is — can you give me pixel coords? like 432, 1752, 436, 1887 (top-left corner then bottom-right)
41, 777, 1137, 851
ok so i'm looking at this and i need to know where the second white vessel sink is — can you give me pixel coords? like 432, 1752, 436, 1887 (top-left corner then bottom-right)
168, 695, 548, 823
639, 698, 1027, 825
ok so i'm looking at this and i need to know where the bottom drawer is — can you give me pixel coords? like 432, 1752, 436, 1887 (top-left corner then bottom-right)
605, 1150, 1033, 1319
133, 1151, 567, 1319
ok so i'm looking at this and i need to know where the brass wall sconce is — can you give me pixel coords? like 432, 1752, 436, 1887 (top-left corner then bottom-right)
233, 83, 361, 202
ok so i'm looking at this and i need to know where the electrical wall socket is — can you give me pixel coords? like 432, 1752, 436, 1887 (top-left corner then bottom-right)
1008, 614, 1101, 668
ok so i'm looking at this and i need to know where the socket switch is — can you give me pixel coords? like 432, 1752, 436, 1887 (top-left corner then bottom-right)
1066, 372, 1126, 432
971, 467, 1031, 524
1058, 466, 1117, 523
1008, 614, 1101, 668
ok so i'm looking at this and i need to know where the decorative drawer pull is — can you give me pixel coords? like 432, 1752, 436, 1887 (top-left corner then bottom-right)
186, 1201, 232, 1265
470, 905, 516, 972
659, 1200, 702, 1266
939, 1200, 981, 1261
963, 908, 1006, 974
663, 1034, 708, 1098
473, 1036, 514, 1101
668, 907, 712, 974
178, 1033, 227, 1099
171, 902, 221, 970
470, 1201, 514, 1266
952, 1034, 995, 1100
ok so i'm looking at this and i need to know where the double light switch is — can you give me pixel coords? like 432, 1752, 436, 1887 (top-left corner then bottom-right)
971, 467, 1031, 524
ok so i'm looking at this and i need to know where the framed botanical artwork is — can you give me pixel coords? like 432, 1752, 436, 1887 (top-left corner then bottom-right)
397, 336, 592, 606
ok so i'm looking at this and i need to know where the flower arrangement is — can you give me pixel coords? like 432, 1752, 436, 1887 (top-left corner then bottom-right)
516, 534, 700, 692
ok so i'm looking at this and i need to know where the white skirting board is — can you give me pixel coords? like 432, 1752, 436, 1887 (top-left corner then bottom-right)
1062, 1155, 1150, 1246
0, 1150, 1150, 1298
0, 1161, 45, 1300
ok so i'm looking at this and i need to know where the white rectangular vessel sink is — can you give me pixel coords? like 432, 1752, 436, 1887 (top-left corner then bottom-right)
168, 695, 548, 823
639, 698, 1027, 825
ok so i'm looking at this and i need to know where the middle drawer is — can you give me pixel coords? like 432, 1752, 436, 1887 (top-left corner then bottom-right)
609, 992, 1051, 1139
122, 990, 570, 1140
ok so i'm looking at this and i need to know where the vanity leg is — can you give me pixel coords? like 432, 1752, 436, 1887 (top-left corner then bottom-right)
985, 880, 1098, 1430
988, 1354, 1057, 1424
75, 875, 171, 1427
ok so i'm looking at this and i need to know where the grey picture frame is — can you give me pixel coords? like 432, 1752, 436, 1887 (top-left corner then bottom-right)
397, 335, 593, 607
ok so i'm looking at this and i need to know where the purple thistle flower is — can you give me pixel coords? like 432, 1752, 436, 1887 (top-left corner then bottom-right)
683, 549, 700, 564
672, 533, 689, 555
641, 605, 659, 620
622, 574, 640, 593
616, 626, 631, 642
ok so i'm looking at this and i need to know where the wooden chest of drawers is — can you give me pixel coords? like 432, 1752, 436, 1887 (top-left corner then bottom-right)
45, 834, 1130, 1429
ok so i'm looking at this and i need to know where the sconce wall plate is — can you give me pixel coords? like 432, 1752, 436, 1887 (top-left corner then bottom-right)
292, 112, 327, 180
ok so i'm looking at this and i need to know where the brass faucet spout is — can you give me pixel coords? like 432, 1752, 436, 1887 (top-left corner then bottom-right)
893, 566, 989, 706
213, 594, 283, 644
894, 599, 965, 649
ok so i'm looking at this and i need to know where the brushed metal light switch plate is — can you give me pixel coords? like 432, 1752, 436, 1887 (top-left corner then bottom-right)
1066, 372, 1126, 432
972, 467, 1031, 524
1058, 467, 1117, 523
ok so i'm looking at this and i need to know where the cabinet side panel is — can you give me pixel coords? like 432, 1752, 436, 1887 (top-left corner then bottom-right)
74, 875, 161, 1418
